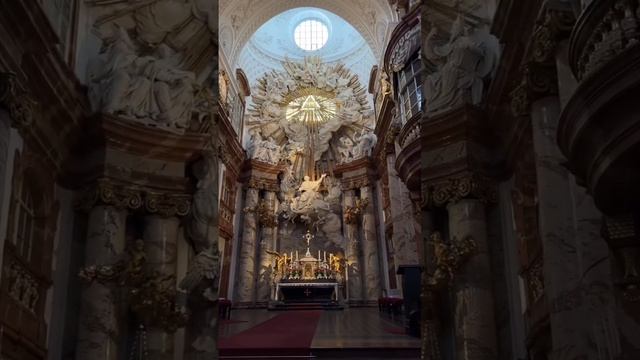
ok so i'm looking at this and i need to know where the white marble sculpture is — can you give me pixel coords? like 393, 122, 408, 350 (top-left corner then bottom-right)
337, 136, 355, 163
248, 133, 281, 164
248, 57, 372, 161
290, 173, 327, 214
354, 130, 377, 158
88, 26, 197, 130
186, 149, 219, 251
423, 16, 500, 115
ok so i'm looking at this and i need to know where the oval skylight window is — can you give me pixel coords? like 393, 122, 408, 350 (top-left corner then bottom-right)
294, 19, 329, 51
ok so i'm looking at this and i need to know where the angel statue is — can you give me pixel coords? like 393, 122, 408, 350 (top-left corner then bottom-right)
354, 130, 378, 158
181, 149, 220, 359
185, 150, 218, 252
423, 16, 500, 115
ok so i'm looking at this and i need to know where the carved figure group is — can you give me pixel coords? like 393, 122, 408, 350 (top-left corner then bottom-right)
7, 262, 39, 313
88, 27, 196, 129
423, 17, 499, 115
247, 133, 281, 164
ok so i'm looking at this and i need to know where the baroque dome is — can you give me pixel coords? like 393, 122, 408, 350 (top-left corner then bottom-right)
238, 7, 376, 92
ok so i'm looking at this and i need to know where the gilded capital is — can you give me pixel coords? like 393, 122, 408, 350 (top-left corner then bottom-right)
424, 174, 497, 208
0, 72, 36, 131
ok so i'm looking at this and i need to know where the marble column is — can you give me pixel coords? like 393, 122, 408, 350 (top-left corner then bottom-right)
235, 187, 260, 305
531, 96, 619, 359
143, 215, 179, 360
0, 110, 10, 274
343, 189, 363, 303
257, 191, 277, 303
447, 199, 497, 360
76, 205, 127, 360
360, 185, 381, 302
387, 155, 420, 268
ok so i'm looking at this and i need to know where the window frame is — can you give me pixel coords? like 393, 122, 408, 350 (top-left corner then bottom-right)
294, 19, 329, 51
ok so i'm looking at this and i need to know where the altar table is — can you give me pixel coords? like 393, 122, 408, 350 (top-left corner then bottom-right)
275, 282, 339, 302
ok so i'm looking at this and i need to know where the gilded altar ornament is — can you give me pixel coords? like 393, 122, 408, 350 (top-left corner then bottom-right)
344, 197, 369, 224
256, 198, 278, 227
380, 71, 392, 95
79, 239, 188, 332
425, 231, 477, 288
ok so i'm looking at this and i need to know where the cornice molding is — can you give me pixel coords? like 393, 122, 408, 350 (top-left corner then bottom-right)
75, 178, 192, 217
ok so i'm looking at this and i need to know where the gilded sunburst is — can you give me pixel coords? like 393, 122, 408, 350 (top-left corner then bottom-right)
285, 94, 337, 124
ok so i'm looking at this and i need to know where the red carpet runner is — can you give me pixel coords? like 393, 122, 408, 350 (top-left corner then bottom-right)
219, 310, 323, 356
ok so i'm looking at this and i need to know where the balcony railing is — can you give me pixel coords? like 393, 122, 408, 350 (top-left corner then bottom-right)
398, 112, 422, 150
570, 0, 640, 80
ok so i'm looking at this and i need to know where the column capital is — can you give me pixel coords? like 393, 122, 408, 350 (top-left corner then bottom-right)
75, 178, 192, 217
423, 173, 497, 208
0, 71, 36, 133
245, 176, 279, 192
510, 3, 575, 117
341, 173, 374, 190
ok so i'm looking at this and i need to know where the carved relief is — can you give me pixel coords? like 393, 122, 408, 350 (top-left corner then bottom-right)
424, 174, 497, 207
344, 198, 369, 225
0, 72, 36, 131
79, 239, 188, 332
5, 262, 40, 313
510, 5, 575, 116
390, 23, 421, 72
85, 0, 218, 132
423, 17, 500, 115
525, 257, 545, 303
76, 179, 192, 216
424, 231, 477, 288
255, 198, 278, 228
572, 0, 640, 79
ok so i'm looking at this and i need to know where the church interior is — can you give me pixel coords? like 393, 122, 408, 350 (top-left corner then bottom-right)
1, 0, 640, 359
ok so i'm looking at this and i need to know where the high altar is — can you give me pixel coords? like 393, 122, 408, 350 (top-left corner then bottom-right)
272, 230, 343, 303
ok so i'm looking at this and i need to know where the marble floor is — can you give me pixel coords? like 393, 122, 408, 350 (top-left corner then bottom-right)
220, 307, 421, 359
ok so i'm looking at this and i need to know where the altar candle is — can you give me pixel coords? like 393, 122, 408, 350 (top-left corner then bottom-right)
296, 250, 299, 261
324, 251, 326, 262
290, 251, 293, 260
318, 250, 321, 260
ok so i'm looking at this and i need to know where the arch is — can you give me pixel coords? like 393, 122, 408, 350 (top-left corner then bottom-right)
220, 0, 395, 67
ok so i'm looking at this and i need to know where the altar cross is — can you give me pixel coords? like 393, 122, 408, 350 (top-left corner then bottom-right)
304, 230, 314, 247
304, 288, 312, 297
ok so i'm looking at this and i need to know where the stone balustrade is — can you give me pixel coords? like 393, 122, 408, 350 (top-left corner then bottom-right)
398, 113, 422, 150
570, 0, 640, 80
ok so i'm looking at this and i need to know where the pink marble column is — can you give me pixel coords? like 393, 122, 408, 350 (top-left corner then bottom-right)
360, 185, 382, 302
257, 191, 277, 303
343, 189, 363, 303
144, 215, 179, 360
76, 205, 127, 360
447, 199, 497, 360
531, 96, 620, 359
235, 187, 260, 305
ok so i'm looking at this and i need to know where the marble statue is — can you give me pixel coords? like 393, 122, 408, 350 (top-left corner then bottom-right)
292, 173, 327, 212
380, 71, 392, 95
337, 136, 355, 163
423, 16, 500, 115
145, 44, 196, 128
248, 133, 281, 164
87, 26, 153, 117
354, 130, 378, 158
186, 150, 218, 252
181, 149, 220, 359
88, 26, 197, 129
